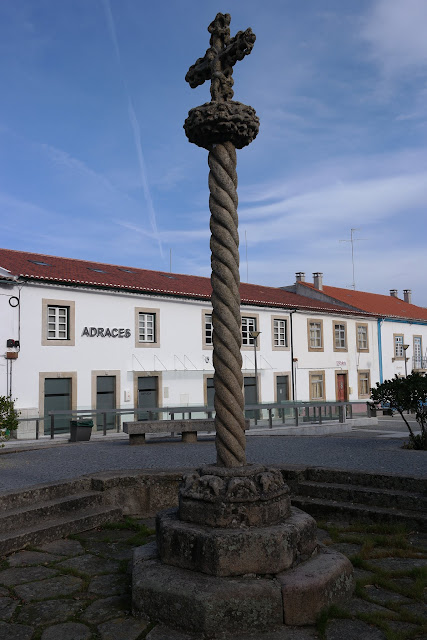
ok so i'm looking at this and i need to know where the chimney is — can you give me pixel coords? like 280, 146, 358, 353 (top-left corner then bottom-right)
295, 272, 305, 283
313, 272, 323, 291
403, 289, 412, 304
390, 289, 398, 298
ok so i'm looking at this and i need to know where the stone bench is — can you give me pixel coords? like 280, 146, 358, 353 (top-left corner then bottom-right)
123, 419, 216, 445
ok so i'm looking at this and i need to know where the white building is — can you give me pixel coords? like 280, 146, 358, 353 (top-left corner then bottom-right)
2, 250, 424, 439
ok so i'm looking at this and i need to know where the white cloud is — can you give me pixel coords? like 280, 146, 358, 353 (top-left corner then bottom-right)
361, 0, 427, 77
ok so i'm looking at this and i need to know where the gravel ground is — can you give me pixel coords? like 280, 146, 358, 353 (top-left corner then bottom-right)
0, 430, 426, 494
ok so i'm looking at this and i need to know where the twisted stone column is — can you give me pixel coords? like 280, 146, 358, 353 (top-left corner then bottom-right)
208, 142, 245, 466
185, 13, 259, 467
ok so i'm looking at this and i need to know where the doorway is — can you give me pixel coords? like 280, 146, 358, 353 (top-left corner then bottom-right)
44, 378, 72, 435
96, 376, 116, 431
137, 376, 159, 420
336, 372, 348, 402
244, 376, 256, 418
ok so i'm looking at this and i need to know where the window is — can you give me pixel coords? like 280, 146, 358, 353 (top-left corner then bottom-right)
308, 319, 323, 351
48, 306, 68, 340
242, 316, 257, 346
134, 308, 160, 348
42, 299, 75, 346
356, 323, 369, 351
205, 313, 213, 346
333, 322, 347, 351
394, 334, 404, 359
139, 313, 155, 343
272, 317, 288, 349
309, 371, 325, 400
358, 370, 371, 397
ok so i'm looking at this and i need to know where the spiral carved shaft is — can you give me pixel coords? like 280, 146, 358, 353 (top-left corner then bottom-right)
208, 141, 246, 467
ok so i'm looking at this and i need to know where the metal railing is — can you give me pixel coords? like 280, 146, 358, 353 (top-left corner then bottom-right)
16, 400, 370, 440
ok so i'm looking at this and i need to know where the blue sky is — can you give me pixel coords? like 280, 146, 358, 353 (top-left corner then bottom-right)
1, 1, 427, 304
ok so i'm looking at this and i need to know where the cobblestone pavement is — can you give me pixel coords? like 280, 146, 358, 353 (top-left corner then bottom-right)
0, 517, 426, 640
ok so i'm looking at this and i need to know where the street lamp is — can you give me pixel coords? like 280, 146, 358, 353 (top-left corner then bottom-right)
403, 344, 410, 377
249, 330, 261, 424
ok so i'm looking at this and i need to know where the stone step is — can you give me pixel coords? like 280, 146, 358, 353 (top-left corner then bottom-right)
292, 495, 427, 531
0, 477, 92, 512
304, 467, 427, 494
0, 491, 104, 534
0, 504, 123, 555
297, 481, 427, 513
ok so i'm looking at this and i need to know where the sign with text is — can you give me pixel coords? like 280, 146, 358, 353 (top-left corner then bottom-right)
81, 327, 131, 338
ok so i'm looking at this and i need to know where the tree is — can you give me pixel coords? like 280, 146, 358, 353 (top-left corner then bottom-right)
370, 373, 427, 450
0, 395, 19, 444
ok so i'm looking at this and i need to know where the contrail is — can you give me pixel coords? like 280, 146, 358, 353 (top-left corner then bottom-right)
102, 0, 163, 257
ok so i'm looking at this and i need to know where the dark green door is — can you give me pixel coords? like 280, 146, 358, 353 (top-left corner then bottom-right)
44, 378, 72, 435
244, 376, 256, 419
138, 376, 158, 420
96, 376, 116, 431
276, 375, 289, 403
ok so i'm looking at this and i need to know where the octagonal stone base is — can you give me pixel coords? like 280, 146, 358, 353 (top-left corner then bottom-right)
157, 507, 317, 577
132, 541, 354, 635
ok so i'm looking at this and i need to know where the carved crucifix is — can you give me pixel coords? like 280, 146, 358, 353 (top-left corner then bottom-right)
185, 13, 256, 102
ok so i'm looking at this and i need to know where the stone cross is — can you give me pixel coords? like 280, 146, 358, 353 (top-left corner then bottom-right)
184, 14, 259, 467
185, 13, 256, 103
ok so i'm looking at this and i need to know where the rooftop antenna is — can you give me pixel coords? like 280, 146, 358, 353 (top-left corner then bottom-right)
339, 228, 365, 290
245, 230, 249, 282
170, 248, 172, 273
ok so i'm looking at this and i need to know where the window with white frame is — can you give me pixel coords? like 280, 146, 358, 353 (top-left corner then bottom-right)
273, 318, 287, 347
358, 370, 370, 397
394, 334, 404, 358
309, 321, 323, 349
48, 306, 69, 340
242, 317, 257, 346
205, 313, 213, 346
334, 323, 347, 350
356, 323, 368, 351
138, 312, 155, 343
310, 372, 325, 400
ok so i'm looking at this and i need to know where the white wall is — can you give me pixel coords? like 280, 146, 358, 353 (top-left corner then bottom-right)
380, 319, 427, 382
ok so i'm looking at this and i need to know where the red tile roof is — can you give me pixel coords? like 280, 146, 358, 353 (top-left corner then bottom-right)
0, 248, 364, 316
300, 282, 427, 322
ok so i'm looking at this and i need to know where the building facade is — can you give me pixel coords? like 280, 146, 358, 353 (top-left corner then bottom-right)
3, 250, 424, 438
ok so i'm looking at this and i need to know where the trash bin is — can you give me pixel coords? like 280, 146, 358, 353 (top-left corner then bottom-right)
366, 402, 377, 417
69, 418, 93, 442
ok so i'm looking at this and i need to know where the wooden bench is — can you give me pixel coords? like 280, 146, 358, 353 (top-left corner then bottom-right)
123, 419, 216, 445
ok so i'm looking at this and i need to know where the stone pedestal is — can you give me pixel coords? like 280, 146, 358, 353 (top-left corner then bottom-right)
132, 465, 354, 635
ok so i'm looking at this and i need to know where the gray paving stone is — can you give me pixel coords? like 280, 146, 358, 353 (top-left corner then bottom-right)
363, 585, 412, 605
41, 622, 91, 640
146, 625, 321, 639
8, 551, 62, 567
368, 557, 427, 572
353, 568, 375, 581
16, 599, 82, 626
0, 597, 19, 621
77, 529, 132, 543
399, 602, 427, 619
38, 539, 84, 556
387, 620, 419, 634
0, 587, 9, 596
325, 619, 387, 640
0, 620, 34, 640
0, 566, 57, 586
80, 595, 130, 625
84, 541, 133, 560
57, 554, 120, 576
97, 616, 149, 640
329, 543, 362, 557
88, 573, 128, 596
342, 597, 394, 616
14, 575, 83, 602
